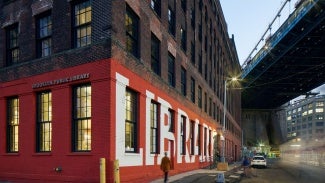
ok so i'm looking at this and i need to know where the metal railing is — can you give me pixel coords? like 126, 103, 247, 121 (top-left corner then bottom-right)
241, 0, 319, 78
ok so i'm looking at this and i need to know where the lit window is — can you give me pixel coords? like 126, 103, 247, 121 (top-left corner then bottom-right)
316, 101, 324, 107
7, 97, 19, 152
73, 84, 91, 151
316, 108, 323, 113
37, 91, 52, 152
125, 89, 138, 152
73, 0, 92, 48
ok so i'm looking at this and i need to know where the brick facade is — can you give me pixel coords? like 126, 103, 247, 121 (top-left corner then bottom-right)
0, 0, 242, 182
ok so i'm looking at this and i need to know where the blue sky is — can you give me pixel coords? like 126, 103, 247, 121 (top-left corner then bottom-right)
219, 0, 299, 64
219, 0, 324, 95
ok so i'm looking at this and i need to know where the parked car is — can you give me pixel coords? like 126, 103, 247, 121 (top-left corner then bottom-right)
251, 155, 267, 168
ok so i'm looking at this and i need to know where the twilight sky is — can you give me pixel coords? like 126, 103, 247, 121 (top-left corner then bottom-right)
219, 0, 324, 95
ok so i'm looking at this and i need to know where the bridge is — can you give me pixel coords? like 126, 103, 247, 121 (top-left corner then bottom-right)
240, 0, 325, 109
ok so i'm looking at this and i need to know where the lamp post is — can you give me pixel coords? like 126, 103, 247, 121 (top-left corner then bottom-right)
221, 77, 237, 163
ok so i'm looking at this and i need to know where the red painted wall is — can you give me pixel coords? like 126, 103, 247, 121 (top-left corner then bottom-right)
0, 59, 241, 182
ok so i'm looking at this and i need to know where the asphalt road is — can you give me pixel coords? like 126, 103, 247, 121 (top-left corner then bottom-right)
167, 158, 325, 183
240, 158, 325, 183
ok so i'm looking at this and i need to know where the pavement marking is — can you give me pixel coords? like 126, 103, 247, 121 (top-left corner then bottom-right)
229, 175, 241, 179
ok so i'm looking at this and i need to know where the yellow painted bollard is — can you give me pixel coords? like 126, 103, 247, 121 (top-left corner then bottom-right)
114, 159, 120, 183
100, 158, 106, 183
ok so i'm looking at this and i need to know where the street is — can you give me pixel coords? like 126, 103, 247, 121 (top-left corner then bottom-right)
240, 158, 325, 183
167, 158, 325, 183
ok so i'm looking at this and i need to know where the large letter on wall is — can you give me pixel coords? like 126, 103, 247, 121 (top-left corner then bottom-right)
157, 97, 176, 164
177, 109, 190, 163
115, 73, 143, 166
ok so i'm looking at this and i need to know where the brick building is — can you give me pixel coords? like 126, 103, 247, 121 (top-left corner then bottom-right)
0, 0, 241, 182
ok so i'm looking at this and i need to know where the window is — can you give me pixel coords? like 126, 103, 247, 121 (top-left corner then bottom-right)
73, 0, 92, 48
180, 27, 186, 51
204, 92, 207, 113
209, 97, 212, 116
316, 101, 324, 107
150, 101, 159, 154
168, 7, 175, 36
168, 53, 175, 87
36, 12, 52, 58
73, 84, 91, 151
181, 67, 187, 96
191, 42, 195, 64
316, 108, 323, 113
213, 102, 216, 119
198, 124, 201, 155
151, 0, 161, 16
7, 97, 19, 152
6, 24, 19, 65
198, 53, 202, 74
316, 122, 324, 126
168, 109, 175, 132
151, 33, 160, 75
126, 5, 140, 58
198, 86, 202, 108
180, 116, 186, 155
181, 0, 186, 12
37, 91, 52, 152
190, 77, 195, 103
190, 121, 195, 155
190, 8, 195, 28
125, 89, 138, 152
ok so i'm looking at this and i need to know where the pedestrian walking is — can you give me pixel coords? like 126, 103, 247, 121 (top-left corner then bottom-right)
242, 156, 251, 177
160, 152, 171, 183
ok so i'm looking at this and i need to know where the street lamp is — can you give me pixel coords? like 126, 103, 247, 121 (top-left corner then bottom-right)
221, 77, 238, 163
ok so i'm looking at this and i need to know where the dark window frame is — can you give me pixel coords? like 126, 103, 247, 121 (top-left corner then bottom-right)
36, 91, 52, 152
180, 27, 187, 51
151, 33, 161, 75
190, 77, 195, 103
7, 97, 19, 153
168, 53, 175, 87
6, 24, 19, 66
126, 5, 140, 58
168, 109, 175, 133
150, 0, 161, 16
168, 6, 176, 36
72, 84, 92, 152
181, 67, 187, 96
180, 115, 186, 155
36, 11, 52, 58
125, 88, 139, 153
198, 86, 202, 108
150, 101, 160, 154
72, 0, 92, 48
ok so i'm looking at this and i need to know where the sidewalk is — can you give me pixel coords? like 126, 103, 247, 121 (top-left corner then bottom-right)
150, 162, 244, 183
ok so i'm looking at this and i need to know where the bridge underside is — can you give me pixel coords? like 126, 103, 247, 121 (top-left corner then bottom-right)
242, 2, 325, 109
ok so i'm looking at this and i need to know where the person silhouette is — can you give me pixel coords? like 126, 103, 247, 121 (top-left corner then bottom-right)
160, 152, 171, 183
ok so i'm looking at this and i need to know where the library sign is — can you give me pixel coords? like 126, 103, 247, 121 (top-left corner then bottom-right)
32, 73, 90, 89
